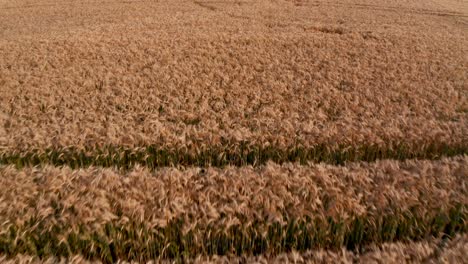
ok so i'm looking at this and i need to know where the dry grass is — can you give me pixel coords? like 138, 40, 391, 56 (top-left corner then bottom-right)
0, 234, 467, 263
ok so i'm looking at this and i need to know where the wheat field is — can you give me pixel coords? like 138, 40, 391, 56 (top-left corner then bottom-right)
0, 0, 467, 262
1, 234, 467, 263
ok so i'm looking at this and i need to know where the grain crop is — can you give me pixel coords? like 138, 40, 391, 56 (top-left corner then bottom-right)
2, 143, 466, 170
1, 0, 467, 261
0, 157, 466, 260
0, 233, 467, 263
0, 0, 467, 163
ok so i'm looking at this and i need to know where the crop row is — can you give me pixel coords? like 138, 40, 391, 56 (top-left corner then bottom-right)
0, 157, 466, 261
1, 234, 466, 263
1, 142, 465, 169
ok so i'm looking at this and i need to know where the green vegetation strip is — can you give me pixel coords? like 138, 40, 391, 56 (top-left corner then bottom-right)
1, 142, 466, 169
0, 205, 465, 263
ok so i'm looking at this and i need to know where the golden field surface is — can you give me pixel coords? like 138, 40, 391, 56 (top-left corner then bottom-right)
1, 157, 466, 233
0, 157, 466, 260
0, 0, 467, 153
0, 0, 467, 262
1, 234, 467, 263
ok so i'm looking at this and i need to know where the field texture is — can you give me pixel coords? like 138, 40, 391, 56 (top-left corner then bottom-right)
0, 157, 466, 261
1, 234, 467, 263
0, 0, 467, 262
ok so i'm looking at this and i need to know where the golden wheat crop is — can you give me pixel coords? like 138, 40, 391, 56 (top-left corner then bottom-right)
194, 234, 468, 264
1, 234, 467, 263
0, 0, 466, 155
0, 157, 466, 259
1, 157, 466, 231
1, 0, 467, 261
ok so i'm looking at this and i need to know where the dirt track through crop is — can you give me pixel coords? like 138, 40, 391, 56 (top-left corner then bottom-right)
303, 1, 467, 17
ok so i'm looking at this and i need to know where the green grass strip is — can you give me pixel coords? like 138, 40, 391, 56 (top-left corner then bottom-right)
0, 205, 465, 262
1, 142, 466, 169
